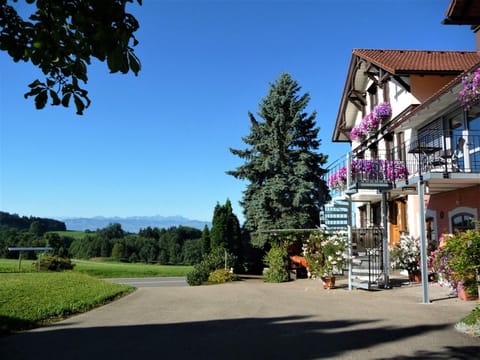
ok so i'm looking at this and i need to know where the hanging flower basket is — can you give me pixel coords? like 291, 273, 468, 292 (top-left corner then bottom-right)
372, 102, 392, 121
458, 67, 480, 109
349, 125, 366, 142
349, 102, 391, 142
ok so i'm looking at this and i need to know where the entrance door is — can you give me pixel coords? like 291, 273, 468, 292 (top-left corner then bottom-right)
388, 199, 405, 247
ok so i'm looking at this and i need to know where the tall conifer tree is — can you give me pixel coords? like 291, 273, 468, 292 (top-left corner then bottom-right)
201, 225, 211, 255
210, 199, 241, 255
228, 73, 330, 247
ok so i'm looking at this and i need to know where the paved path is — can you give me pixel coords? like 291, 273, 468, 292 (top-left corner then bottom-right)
1, 277, 479, 359
104, 276, 188, 287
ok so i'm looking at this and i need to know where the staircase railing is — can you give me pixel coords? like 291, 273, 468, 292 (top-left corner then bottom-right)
351, 227, 383, 289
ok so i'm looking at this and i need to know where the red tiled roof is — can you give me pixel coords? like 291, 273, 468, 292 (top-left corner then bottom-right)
353, 49, 480, 74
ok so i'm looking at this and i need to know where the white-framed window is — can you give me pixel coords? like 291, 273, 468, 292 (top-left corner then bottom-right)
448, 207, 478, 233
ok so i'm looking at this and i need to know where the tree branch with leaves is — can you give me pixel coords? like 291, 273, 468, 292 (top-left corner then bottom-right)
0, 0, 142, 114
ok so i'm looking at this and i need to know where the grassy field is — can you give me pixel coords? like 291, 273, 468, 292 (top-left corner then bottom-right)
73, 259, 192, 278
0, 258, 192, 278
0, 272, 134, 334
50, 230, 89, 239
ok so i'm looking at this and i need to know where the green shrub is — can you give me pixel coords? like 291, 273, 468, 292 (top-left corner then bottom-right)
35, 256, 75, 271
263, 243, 289, 283
186, 263, 210, 286
208, 269, 235, 283
186, 248, 236, 286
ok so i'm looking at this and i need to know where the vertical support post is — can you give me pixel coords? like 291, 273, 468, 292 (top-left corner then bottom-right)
346, 152, 351, 189
382, 191, 390, 288
346, 152, 353, 291
418, 179, 430, 304
347, 194, 352, 291
462, 129, 470, 171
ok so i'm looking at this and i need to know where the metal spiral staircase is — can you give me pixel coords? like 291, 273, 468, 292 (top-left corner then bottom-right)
321, 198, 384, 290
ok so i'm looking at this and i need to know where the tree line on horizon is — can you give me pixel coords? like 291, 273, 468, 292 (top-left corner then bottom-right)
0, 201, 264, 273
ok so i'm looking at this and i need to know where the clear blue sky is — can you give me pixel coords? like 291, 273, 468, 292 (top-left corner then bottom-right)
0, 0, 476, 224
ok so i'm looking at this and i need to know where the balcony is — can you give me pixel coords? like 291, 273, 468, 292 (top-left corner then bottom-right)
405, 131, 480, 175
401, 130, 480, 194
325, 131, 480, 196
326, 157, 408, 195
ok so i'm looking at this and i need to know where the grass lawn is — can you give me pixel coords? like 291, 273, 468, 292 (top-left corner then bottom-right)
0, 272, 134, 334
456, 303, 480, 337
0, 258, 192, 278
0, 258, 191, 334
0, 258, 35, 273
72, 259, 192, 278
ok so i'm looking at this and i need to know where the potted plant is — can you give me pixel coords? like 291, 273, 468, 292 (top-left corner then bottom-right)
442, 229, 479, 301
390, 234, 421, 282
304, 231, 348, 289
428, 241, 456, 289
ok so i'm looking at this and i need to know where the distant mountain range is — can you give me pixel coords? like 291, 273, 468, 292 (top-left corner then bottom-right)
57, 215, 211, 233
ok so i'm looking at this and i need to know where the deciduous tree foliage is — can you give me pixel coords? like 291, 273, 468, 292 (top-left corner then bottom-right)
0, 0, 142, 114
228, 73, 330, 247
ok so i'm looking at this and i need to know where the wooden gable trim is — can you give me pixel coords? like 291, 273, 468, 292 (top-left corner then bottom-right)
348, 89, 366, 111
392, 75, 411, 93
363, 61, 393, 89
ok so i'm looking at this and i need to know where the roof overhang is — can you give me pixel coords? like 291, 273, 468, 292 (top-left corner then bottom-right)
332, 55, 372, 143
442, 0, 480, 25
391, 62, 480, 132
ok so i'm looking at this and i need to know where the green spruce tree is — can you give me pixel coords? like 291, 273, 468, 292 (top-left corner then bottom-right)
228, 73, 330, 247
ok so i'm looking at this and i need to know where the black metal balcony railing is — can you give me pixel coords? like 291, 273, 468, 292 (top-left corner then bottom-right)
405, 131, 480, 176
325, 131, 480, 193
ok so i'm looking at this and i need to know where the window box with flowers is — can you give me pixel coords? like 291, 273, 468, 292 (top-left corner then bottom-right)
327, 159, 408, 191
351, 159, 409, 183
327, 166, 347, 191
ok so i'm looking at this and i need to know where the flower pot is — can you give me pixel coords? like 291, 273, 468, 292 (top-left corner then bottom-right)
457, 281, 479, 301
321, 276, 336, 289
408, 270, 421, 283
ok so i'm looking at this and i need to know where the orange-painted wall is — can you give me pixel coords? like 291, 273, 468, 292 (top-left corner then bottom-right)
426, 185, 480, 235
410, 74, 458, 102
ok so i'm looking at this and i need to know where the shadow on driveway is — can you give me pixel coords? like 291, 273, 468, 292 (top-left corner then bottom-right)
2, 315, 476, 360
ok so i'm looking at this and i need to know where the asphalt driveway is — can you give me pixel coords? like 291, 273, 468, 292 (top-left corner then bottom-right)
1, 276, 479, 359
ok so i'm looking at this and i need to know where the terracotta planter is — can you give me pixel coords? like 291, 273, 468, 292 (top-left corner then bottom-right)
321, 276, 336, 289
408, 270, 421, 283
457, 281, 479, 301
